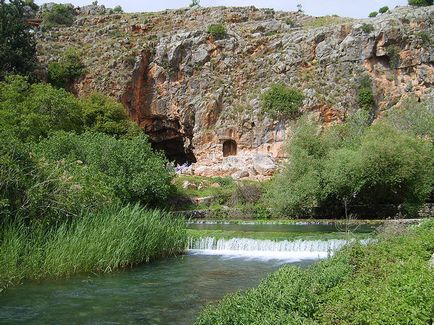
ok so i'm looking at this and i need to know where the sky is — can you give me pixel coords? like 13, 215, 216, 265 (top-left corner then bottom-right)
34, 0, 409, 18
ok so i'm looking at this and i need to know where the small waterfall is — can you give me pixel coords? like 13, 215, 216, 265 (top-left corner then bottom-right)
188, 237, 372, 261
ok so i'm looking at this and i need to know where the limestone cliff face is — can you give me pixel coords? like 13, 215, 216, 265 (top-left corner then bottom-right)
35, 6, 434, 178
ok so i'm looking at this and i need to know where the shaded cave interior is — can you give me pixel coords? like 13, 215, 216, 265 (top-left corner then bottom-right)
151, 136, 197, 165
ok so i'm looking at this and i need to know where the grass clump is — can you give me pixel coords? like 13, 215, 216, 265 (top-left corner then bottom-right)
361, 23, 374, 33
196, 220, 434, 324
261, 84, 304, 120
207, 24, 226, 40
0, 205, 187, 290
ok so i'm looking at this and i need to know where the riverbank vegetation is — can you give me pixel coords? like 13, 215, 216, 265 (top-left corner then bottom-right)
0, 74, 186, 290
196, 219, 434, 324
0, 205, 186, 291
266, 103, 434, 218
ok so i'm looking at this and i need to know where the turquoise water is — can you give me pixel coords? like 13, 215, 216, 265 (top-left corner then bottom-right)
0, 254, 314, 324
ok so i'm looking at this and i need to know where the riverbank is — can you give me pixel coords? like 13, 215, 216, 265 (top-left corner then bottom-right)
0, 205, 187, 292
196, 219, 434, 324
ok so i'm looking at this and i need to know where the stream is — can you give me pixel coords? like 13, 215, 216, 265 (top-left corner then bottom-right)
0, 221, 379, 324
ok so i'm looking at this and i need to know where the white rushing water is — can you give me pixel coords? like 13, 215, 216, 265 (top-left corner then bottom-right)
188, 237, 372, 262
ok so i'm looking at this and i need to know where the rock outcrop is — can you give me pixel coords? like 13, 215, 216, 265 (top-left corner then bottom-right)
35, 5, 434, 178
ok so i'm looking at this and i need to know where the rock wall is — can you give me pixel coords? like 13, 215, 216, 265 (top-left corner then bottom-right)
35, 5, 434, 179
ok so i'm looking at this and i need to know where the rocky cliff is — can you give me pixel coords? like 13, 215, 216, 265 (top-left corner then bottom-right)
35, 5, 434, 179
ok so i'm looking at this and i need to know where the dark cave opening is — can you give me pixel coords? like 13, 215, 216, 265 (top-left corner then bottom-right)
223, 139, 237, 157
151, 137, 197, 165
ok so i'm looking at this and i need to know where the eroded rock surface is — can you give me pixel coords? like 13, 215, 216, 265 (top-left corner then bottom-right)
35, 5, 434, 178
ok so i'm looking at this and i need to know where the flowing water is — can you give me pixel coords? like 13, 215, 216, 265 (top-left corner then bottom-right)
0, 221, 378, 324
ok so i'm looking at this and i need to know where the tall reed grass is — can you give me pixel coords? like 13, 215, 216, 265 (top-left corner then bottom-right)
0, 205, 187, 290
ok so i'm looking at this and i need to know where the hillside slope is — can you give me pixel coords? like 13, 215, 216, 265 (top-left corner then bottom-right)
36, 5, 434, 178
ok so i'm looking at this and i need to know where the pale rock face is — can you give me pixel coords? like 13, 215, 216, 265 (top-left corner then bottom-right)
35, 6, 434, 179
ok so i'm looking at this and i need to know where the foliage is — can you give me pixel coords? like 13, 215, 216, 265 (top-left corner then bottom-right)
379, 6, 389, 13
357, 75, 375, 113
196, 220, 434, 324
261, 84, 304, 120
48, 48, 85, 89
369, 11, 378, 17
42, 3, 75, 29
80, 92, 141, 137
417, 31, 432, 47
266, 115, 433, 217
0, 75, 83, 142
385, 98, 434, 139
408, 0, 433, 5
361, 23, 374, 33
0, 205, 187, 290
0, 0, 37, 79
207, 24, 226, 40
35, 132, 174, 208
112, 5, 123, 13
387, 45, 401, 69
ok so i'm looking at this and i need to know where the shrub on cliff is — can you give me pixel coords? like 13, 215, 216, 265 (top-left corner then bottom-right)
357, 76, 375, 115
207, 24, 226, 40
369, 11, 378, 17
408, 0, 433, 5
379, 6, 389, 13
0, 0, 37, 79
261, 84, 304, 120
48, 48, 85, 90
42, 3, 75, 29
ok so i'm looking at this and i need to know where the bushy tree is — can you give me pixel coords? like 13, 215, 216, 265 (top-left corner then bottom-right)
261, 84, 304, 120
0, 0, 36, 79
408, 0, 433, 6
112, 5, 123, 13
35, 132, 174, 206
379, 6, 389, 13
48, 48, 85, 90
0, 76, 83, 142
42, 3, 75, 29
80, 92, 141, 137
267, 113, 433, 217
369, 11, 378, 17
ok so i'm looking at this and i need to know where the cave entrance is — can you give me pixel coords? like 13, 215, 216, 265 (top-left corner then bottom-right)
151, 137, 196, 165
223, 139, 237, 157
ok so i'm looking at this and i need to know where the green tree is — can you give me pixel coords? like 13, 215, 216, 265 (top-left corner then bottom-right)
0, 76, 83, 142
113, 5, 123, 13
42, 3, 75, 29
267, 115, 433, 217
408, 0, 433, 5
379, 6, 389, 13
80, 92, 141, 137
0, 0, 36, 79
261, 84, 304, 120
48, 48, 85, 90
369, 11, 378, 17
36, 132, 174, 207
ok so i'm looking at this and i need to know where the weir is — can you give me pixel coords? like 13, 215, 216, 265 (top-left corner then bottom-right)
188, 237, 372, 261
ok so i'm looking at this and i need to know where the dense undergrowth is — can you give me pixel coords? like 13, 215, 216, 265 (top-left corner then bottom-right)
0, 205, 187, 291
196, 219, 434, 324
